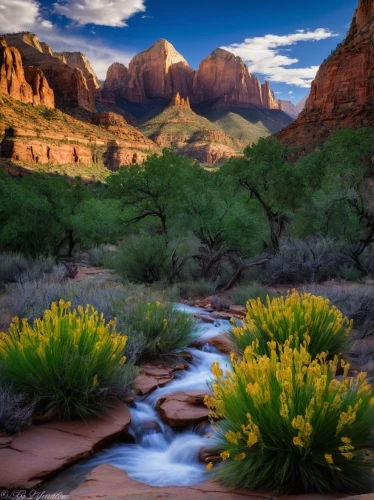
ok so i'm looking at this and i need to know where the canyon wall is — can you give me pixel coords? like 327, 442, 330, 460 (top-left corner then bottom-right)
4, 33, 96, 112
277, 0, 374, 147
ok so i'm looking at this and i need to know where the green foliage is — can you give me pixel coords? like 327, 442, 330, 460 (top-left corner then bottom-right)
120, 300, 198, 362
206, 345, 374, 493
230, 283, 274, 307
107, 234, 172, 284
0, 300, 133, 419
231, 290, 353, 360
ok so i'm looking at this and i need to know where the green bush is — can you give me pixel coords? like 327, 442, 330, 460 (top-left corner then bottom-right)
0, 300, 134, 419
107, 235, 171, 284
231, 290, 353, 360
230, 283, 274, 307
121, 301, 198, 362
205, 343, 374, 493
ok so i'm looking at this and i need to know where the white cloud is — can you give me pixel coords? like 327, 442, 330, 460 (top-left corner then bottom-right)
54, 0, 146, 27
222, 28, 338, 88
0, 0, 51, 32
289, 90, 293, 94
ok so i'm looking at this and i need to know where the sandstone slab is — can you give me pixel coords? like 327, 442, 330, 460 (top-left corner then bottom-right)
71, 464, 355, 500
0, 400, 131, 489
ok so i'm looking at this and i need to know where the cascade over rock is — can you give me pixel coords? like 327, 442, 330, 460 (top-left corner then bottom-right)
277, 0, 374, 148
4, 33, 96, 112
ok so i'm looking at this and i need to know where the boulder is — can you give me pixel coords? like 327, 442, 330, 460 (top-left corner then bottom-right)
156, 390, 210, 427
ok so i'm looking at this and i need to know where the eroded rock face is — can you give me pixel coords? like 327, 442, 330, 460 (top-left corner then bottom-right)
277, 0, 374, 148
104, 42, 281, 111
4, 33, 96, 112
191, 48, 263, 107
55, 52, 101, 91
0, 38, 54, 108
124, 39, 194, 102
24, 66, 55, 108
0, 39, 33, 104
104, 62, 129, 93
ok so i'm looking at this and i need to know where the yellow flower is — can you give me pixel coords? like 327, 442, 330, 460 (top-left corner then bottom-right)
220, 451, 230, 461
325, 454, 334, 465
206, 462, 213, 471
235, 453, 246, 461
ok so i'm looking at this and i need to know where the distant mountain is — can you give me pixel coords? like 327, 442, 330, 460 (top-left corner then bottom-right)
104, 39, 292, 136
140, 93, 245, 165
278, 97, 308, 119
277, 0, 374, 149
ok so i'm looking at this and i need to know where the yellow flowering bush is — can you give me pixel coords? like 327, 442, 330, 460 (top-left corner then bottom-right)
205, 341, 374, 493
0, 300, 131, 419
231, 290, 353, 359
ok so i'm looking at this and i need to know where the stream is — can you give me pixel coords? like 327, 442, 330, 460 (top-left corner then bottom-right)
43, 305, 232, 492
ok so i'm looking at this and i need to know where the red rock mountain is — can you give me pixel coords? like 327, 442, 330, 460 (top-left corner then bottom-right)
277, 0, 374, 148
278, 97, 307, 119
54, 52, 101, 92
0, 36, 54, 108
3, 33, 96, 112
105, 40, 281, 111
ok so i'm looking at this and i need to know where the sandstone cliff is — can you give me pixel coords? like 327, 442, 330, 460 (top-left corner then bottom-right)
54, 52, 101, 92
104, 62, 129, 93
277, 0, 374, 148
104, 41, 283, 112
123, 39, 194, 102
0, 92, 159, 175
191, 48, 263, 107
3, 33, 96, 112
0, 37, 54, 108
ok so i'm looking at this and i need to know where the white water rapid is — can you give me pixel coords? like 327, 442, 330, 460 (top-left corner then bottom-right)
44, 305, 231, 491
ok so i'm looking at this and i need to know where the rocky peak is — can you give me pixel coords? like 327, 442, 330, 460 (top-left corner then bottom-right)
348, 0, 374, 37
169, 92, 190, 108
54, 52, 101, 90
122, 39, 194, 102
0, 38, 54, 108
278, 97, 307, 119
104, 62, 129, 93
3, 32, 96, 112
261, 81, 279, 109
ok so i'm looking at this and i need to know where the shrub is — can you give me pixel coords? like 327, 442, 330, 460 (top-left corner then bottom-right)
120, 301, 198, 362
0, 380, 35, 435
231, 290, 353, 360
205, 343, 374, 493
108, 235, 171, 284
0, 300, 132, 419
264, 238, 350, 285
230, 283, 274, 307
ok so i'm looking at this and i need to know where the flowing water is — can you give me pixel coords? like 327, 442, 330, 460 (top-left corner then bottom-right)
43, 306, 231, 492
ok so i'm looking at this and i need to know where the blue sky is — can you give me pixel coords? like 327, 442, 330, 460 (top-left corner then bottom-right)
0, 0, 358, 103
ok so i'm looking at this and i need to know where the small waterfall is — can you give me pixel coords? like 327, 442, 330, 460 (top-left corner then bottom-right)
49, 306, 231, 488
